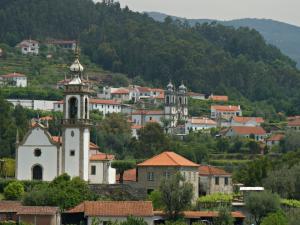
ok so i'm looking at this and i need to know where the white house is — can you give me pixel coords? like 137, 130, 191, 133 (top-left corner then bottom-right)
131, 110, 164, 126
67, 201, 154, 225
7, 99, 56, 111
1, 73, 27, 87
45, 39, 76, 50
185, 117, 217, 134
16, 40, 39, 55
211, 105, 242, 120
266, 133, 284, 148
224, 126, 267, 141
230, 116, 264, 127
89, 154, 116, 184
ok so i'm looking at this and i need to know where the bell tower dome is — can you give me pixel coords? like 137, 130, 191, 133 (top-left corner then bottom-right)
61, 48, 91, 181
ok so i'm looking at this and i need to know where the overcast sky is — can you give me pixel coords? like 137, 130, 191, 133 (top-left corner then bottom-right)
113, 0, 300, 26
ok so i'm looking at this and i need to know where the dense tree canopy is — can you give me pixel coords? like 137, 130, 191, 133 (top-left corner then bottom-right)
1, 0, 300, 114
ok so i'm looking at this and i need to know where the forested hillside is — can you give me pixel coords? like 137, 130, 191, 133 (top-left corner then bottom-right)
148, 12, 300, 68
1, 0, 300, 114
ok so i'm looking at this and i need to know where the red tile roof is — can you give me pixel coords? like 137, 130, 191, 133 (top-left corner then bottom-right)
0, 201, 22, 212
288, 119, 300, 127
67, 201, 153, 217
137, 87, 152, 92
138, 151, 199, 167
209, 95, 229, 102
17, 206, 59, 215
232, 116, 264, 124
52, 136, 99, 150
199, 165, 231, 176
116, 168, 137, 182
229, 126, 266, 135
132, 110, 164, 115
267, 134, 285, 142
211, 105, 240, 112
111, 88, 130, 94
189, 117, 217, 125
154, 211, 245, 218
131, 125, 143, 129
90, 99, 121, 105
90, 153, 115, 161
1, 73, 26, 78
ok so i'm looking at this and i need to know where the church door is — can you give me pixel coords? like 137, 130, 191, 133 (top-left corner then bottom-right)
32, 165, 43, 180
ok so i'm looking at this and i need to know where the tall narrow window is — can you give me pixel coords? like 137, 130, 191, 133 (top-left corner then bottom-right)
225, 177, 229, 186
91, 165, 96, 175
215, 177, 219, 185
69, 97, 78, 119
85, 98, 88, 119
147, 172, 154, 181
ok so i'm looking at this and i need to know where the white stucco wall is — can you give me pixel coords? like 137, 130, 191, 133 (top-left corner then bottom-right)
83, 128, 90, 181
17, 127, 58, 181
63, 128, 80, 178
89, 161, 116, 184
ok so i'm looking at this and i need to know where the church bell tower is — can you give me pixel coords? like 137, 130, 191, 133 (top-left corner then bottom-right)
61, 49, 91, 181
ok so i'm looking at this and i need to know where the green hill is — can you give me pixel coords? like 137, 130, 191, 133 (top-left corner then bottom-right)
147, 12, 300, 68
1, 0, 300, 114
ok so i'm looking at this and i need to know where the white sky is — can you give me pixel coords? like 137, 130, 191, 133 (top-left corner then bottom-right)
112, 0, 300, 26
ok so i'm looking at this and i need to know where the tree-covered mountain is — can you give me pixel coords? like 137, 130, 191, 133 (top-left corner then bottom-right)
147, 12, 300, 68
1, 0, 300, 114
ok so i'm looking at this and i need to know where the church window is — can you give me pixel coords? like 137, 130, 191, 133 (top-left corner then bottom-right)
71, 131, 74, 137
166, 96, 170, 104
32, 165, 43, 180
91, 165, 96, 175
70, 150, 75, 156
34, 148, 41, 157
85, 98, 88, 119
179, 97, 182, 104
69, 97, 78, 119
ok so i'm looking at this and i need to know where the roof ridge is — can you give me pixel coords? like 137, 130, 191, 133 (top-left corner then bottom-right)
165, 152, 180, 166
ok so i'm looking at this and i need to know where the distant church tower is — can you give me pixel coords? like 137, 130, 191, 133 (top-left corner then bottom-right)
61, 49, 91, 181
177, 82, 188, 122
164, 81, 188, 132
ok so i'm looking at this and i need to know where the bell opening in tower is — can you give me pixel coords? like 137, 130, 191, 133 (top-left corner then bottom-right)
69, 97, 78, 119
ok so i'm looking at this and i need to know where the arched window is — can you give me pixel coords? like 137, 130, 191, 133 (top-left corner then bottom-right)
69, 97, 78, 119
32, 164, 43, 180
85, 98, 88, 119
179, 97, 182, 105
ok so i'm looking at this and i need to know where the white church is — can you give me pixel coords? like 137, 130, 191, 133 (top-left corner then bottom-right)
15, 54, 116, 184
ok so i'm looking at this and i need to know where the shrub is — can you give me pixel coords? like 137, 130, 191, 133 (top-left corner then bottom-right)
196, 193, 233, 210
4, 181, 24, 200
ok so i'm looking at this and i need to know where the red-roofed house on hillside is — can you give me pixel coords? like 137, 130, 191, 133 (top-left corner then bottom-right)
266, 133, 285, 148
231, 116, 264, 127
0, 73, 27, 87
287, 117, 300, 131
116, 168, 137, 183
209, 94, 229, 102
64, 201, 154, 225
185, 117, 217, 133
131, 110, 164, 126
224, 126, 267, 141
16, 39, 39, 55
198, 165, 233, 195
137, 151, 199, 201
211, 105, 242, 120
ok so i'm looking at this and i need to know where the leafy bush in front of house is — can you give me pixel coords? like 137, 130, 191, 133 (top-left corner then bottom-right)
4, 181, 24, 200
0, 179, 45, 193
196, 193, 233, 210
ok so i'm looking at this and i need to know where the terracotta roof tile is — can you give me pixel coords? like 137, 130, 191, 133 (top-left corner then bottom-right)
90, 99, 121, 105
131, 125, 143, 129
111, 88, 130, 94
189, 117, 217, 125
0, 201, 22, 212
67, 201, 153, 217
116, 168, 137, 182
267, 134, 285, 142
132, 110, 164, 115
229, 126, 266, 135
211, 105, 240, 112
1, 73, 26, 78
209, 95, 229, 102
198, 165, 231, 176
232, 116, 264, 124
288, 119, 300, 126
138, 151, 199, 167
17, 206, 59, 215
90, 154, 115, 161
